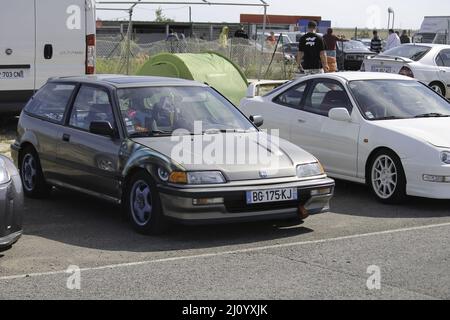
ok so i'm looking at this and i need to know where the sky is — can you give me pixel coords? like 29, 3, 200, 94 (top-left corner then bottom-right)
96, 0, 450, 29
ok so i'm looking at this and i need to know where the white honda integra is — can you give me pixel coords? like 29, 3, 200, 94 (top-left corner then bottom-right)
240, 72, 450, 203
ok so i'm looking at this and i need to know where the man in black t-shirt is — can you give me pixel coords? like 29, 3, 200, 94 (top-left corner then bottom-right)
297, 21, 329, 75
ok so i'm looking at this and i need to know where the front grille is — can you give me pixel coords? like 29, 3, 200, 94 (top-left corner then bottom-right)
224, 189, 311, 214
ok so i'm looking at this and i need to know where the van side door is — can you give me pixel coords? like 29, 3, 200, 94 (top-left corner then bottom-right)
35, 0, 87, 91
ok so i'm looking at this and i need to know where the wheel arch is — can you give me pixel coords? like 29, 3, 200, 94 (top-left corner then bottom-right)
429, 81, 446, 96
364, 146, 401, 185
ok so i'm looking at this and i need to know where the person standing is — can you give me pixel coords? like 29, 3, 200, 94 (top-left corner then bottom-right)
323, 28, 345, 72
385, 29, 401, 51
266, 31, 277, 47
370, 30, 383, 53
219, 26, 229, 48
297, 21, 329, 75
166, 29, 179, 53
400, 30, 411, 44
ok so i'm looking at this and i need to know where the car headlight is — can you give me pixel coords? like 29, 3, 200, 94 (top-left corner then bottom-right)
297, 162, 324, 178
0, 158, 11, 185
169, 171, 226, 185
441, 151, 450, 164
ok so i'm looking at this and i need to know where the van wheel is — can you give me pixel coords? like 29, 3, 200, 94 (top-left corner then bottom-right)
124, 171, 168, 235
430, 82, 446, 97
368, 149, 407, 204
20, 147, 51, 198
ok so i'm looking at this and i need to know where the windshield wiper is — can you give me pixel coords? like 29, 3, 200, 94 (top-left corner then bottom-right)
203, 129, 249, 134
129, 130, 172, 138
414, 113, 450, 118
373, 116, 403, 120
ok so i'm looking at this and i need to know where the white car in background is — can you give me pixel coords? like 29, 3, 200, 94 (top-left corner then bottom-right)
240, 72, 450, 203
361, 44, 450, 98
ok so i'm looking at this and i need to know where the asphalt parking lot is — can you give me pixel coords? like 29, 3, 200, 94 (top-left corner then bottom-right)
1, 117, 449, 300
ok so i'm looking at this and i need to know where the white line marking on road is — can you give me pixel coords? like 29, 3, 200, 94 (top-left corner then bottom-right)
1, 222, 450, 281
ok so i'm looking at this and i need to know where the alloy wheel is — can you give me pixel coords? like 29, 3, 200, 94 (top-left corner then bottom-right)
130, 180, 153, 226
371, 155, 398, 200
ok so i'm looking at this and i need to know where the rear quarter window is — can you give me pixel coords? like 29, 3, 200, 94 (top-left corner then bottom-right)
25, 83, 75, 123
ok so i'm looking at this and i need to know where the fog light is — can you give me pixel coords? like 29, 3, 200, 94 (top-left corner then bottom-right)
311, 187, 332, 196
423, 175, 450, 183
192, 198, 224, 206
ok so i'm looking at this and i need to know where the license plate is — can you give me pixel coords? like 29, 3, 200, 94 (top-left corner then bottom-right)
371, 66, 392, 73
246, 188, 298, 204
0, 70, 25, 80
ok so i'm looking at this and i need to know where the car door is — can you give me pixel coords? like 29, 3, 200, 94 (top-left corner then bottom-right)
436, 49, 450, 98
56, 84, 122, 198
243, 81, 310, 142
290, 79, 360, 178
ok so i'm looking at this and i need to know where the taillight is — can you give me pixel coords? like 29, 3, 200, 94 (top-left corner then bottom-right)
86, 34, 96, 74
399, 66, 414, 78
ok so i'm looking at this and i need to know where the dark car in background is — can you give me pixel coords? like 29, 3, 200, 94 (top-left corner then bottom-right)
337, 40, 375, 71
0, 155, 23, 251
11, 75, 334, 235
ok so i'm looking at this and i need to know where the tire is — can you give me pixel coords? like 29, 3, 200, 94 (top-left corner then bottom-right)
430, 82, 446, 97
124, 170, 168, 235
368, 149, 407, 204
19, 147, 51, 198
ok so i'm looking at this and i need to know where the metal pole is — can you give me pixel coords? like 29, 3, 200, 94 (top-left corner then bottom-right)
126, 8, 133, 75
189, 6, 192, 23
258, 5, 267, 80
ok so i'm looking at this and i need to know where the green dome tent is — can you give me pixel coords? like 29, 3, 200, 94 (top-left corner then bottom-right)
137, 52, 248, 106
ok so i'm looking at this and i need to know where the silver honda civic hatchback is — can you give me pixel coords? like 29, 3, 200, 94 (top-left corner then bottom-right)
0, 155, 23, 251
12, 75, 334, 235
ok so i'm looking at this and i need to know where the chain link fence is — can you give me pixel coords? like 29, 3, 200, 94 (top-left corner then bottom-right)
96, 35, 298, 80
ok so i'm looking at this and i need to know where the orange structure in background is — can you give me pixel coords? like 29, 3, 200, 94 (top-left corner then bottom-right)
240, 14, 322, 25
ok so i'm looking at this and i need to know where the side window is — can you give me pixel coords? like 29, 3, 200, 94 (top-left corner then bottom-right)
24, 83, 75, 123
303, 81, 352, 117
437, 49, 450, 67
273, 82, 308, 109
69, 86, 115, 132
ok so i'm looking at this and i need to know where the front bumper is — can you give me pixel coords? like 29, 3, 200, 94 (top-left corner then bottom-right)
158, 177, 335, 224
403, 159, 450, 199
0, 174, 24, 249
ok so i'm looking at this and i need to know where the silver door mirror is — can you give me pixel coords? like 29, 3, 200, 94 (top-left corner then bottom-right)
329, 108, 352, 122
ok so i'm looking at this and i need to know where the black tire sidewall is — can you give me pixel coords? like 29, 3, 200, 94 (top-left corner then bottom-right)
20, 147, 50, 198
369, 149, 407, 204
124, 170, 167, 235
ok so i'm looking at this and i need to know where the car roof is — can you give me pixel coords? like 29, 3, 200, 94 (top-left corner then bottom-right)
297, 72, 417, 82
400, 43, 450, 49
49, 75, 206, 88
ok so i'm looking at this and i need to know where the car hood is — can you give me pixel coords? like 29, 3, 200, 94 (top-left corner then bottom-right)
372, 118, 450, 148
132, 132, 318, 181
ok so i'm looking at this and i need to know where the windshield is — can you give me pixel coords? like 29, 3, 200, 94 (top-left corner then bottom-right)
342, 41, 370, 51
380, 45, 431, 61
349, 80, 450, 120
117, 86, 255, 137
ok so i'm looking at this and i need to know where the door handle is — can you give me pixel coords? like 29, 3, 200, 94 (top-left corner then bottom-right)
298, 118, 306, 123
44, 44, 53, 60
62, 134, 71, 142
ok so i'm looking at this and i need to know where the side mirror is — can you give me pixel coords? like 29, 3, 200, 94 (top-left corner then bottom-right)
89, 121, 116, 137
329, 108, 352, 122
246, 83, 257, 98
250, 115, 264, 128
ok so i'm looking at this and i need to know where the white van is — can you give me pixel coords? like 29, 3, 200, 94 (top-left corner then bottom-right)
0, 0, 96, 114
414, 16, 450, 45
